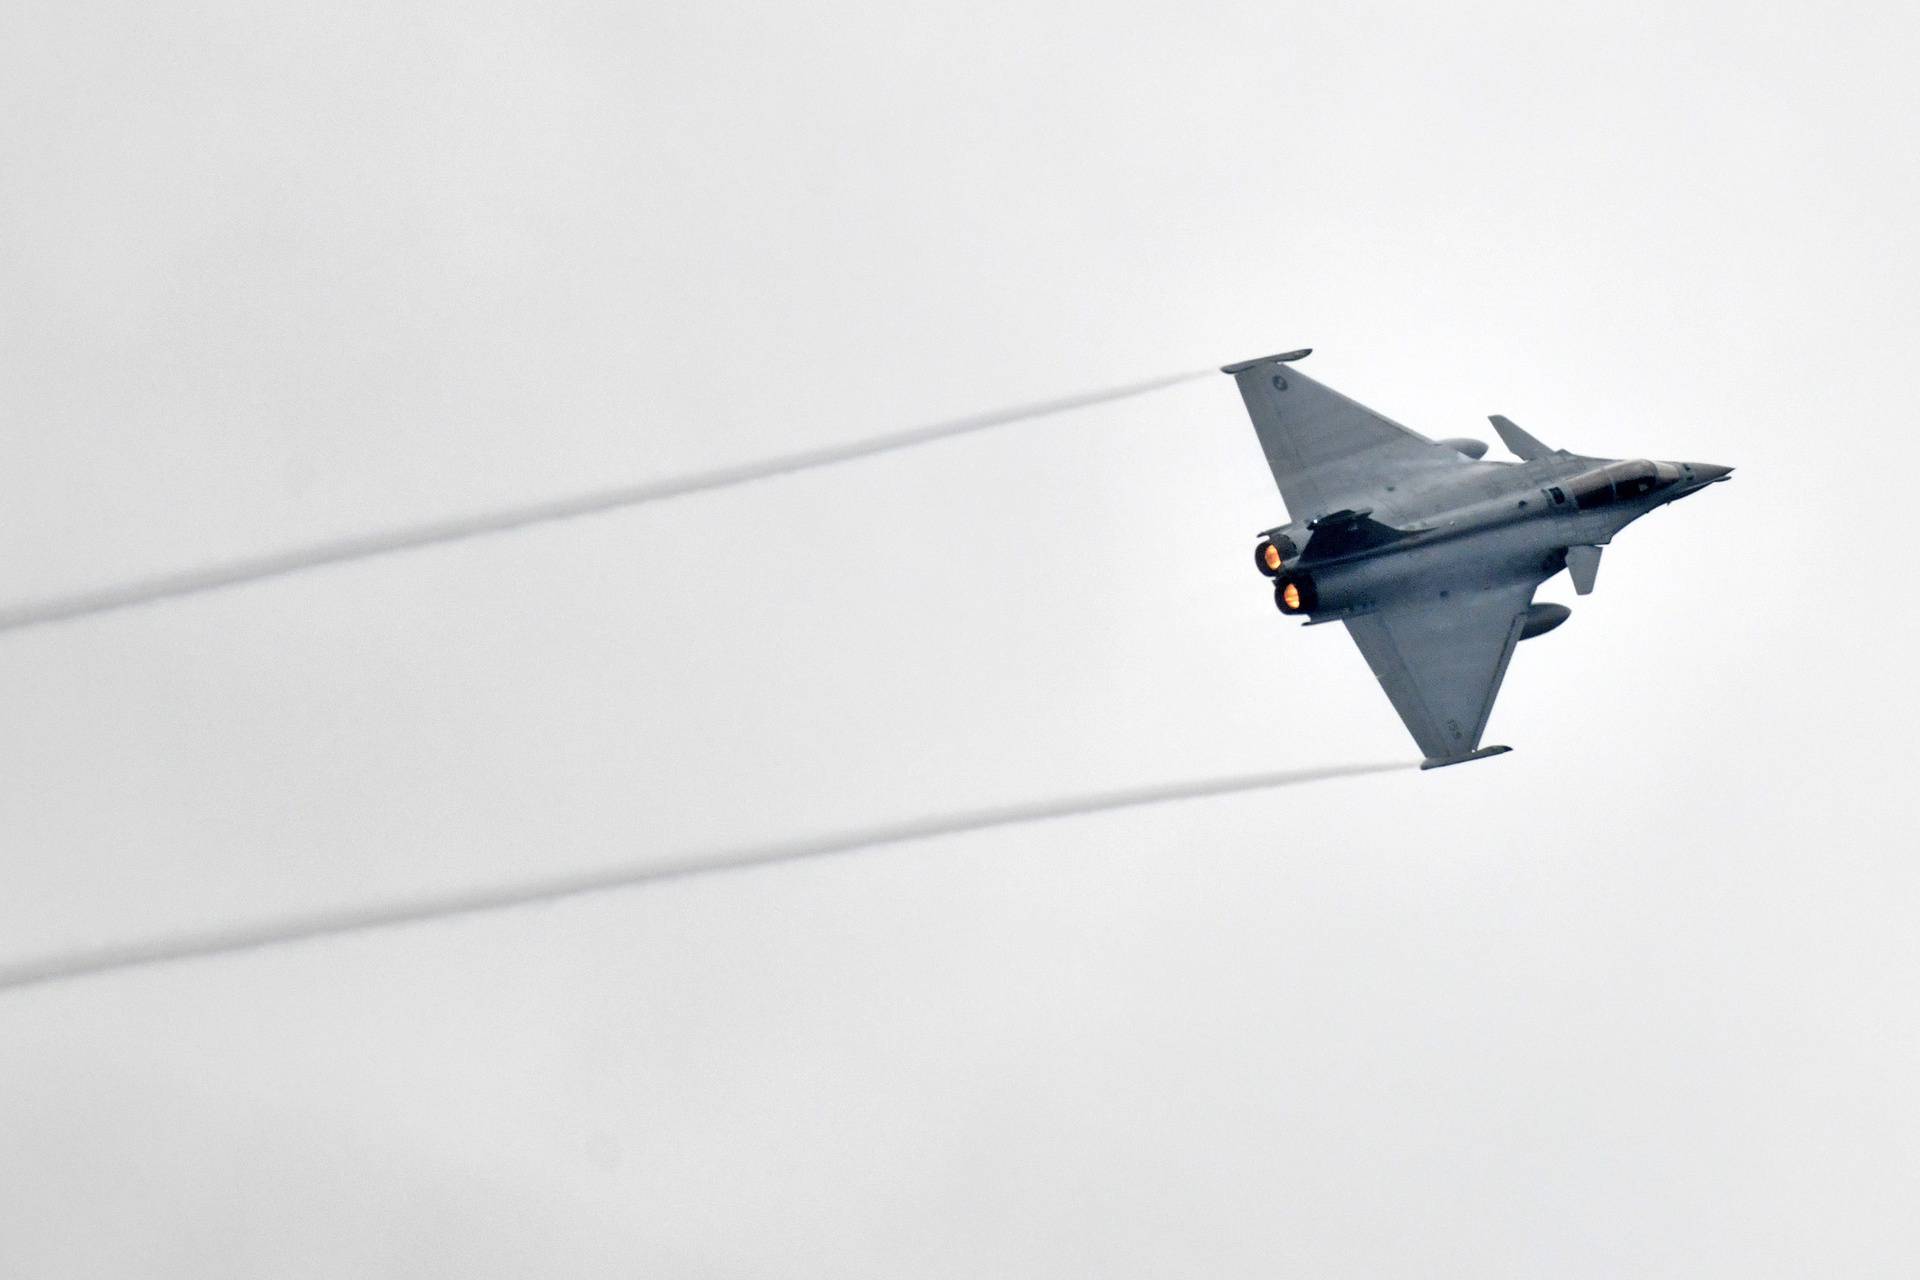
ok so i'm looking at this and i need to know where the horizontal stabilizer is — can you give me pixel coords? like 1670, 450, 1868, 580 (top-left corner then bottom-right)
1489, 414, 1556, 461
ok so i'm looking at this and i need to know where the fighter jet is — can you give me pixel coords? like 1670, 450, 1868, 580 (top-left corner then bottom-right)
1227, 349, 1731, 769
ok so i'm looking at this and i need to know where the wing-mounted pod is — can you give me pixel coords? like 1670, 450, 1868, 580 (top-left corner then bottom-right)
1436, 437, 1489, 459
1519, 602, 1570, 639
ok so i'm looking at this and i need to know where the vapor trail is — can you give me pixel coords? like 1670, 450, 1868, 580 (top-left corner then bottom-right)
0, 369, 1210, 635
0, 760, 1407, 995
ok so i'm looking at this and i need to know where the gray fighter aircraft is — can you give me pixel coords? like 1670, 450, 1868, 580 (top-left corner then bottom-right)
1228, 349, 1731, 768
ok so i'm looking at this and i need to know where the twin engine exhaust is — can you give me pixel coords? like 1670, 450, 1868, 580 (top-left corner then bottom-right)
1255, 536, 1571, 638
1254, 537, 1315, 614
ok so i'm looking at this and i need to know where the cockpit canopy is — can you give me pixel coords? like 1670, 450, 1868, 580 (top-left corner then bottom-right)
1567, 459, 1682, 510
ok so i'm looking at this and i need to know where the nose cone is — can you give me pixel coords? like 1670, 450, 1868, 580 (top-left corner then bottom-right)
1668, 461, 1734, 500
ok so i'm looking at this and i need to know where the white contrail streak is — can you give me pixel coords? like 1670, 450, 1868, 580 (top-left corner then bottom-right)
0, 368, 1211, 635
0, 761, 1408, 995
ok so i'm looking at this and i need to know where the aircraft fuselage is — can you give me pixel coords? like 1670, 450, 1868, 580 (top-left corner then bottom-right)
1259, 454, 1729, 622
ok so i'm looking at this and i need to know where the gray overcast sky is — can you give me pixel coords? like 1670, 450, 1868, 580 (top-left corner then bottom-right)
3, 0, 1918, 1275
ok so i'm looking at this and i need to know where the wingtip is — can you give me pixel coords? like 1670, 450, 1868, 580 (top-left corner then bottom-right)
1419, 745, 1512, 771
1220, 348, 1312, 375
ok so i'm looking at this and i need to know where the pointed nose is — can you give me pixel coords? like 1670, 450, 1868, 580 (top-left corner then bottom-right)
1667, 461, 1733, 500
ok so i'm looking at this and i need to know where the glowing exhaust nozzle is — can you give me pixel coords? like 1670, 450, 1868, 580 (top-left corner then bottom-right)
1273, 569, 1318, 615
1256, 540, 1289, 577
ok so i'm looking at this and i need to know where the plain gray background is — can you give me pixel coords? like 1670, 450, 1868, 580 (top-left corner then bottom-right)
3, 0, 1917, 1274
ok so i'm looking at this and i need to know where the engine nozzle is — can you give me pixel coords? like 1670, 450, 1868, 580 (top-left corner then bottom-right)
1274, 572, 1317, 615
1254, 535, 1297, 578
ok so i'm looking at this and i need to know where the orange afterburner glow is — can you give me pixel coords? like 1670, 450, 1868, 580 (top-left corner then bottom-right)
1263, 543, 1282, 571
1282, 582, 1302, 611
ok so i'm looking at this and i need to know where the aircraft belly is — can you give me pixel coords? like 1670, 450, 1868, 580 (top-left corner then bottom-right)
1306, 524, 1554, 617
